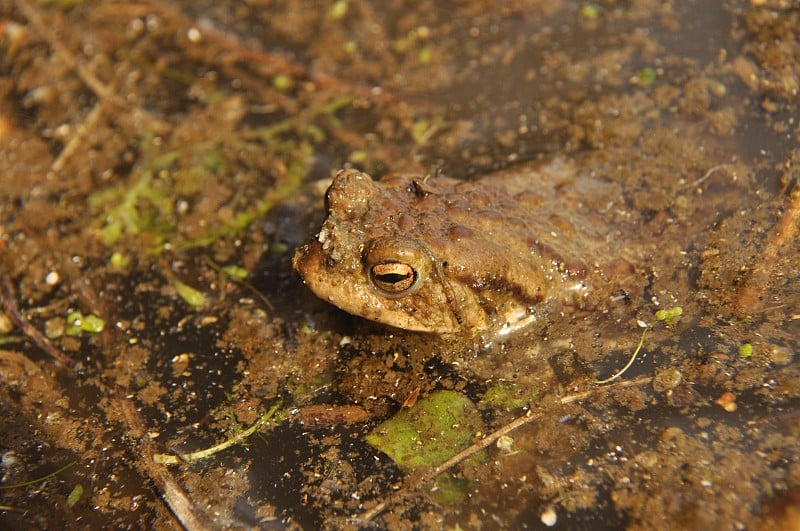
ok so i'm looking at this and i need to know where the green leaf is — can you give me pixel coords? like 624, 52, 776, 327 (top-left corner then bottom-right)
481, 382, 535, 410
273, 74, 294, 92
109, 252, 131, 268
65, 311, 84, 336
66, 484, 83, 507
418, 46, 432, 65
580, 5, 600, 19
738, 343, 753, 358
636, 66, 657, 86
174, 280, 206, 308
655, 306, 683, 326
431, 474, 472, 504
221, 265, 249, 279
328, 0, 348, 19
366, 390, 484, 473
80, 314, 105, 333
64, 311, 105, 335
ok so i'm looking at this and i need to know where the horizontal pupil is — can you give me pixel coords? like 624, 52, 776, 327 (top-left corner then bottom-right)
377, 273, 411, 284
370, 261, 417, 295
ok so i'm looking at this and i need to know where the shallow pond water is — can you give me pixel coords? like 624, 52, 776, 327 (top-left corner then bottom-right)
1, 1, 798, 529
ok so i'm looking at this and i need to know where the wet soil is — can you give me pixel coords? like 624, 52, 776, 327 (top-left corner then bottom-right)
1, 0, 799, 529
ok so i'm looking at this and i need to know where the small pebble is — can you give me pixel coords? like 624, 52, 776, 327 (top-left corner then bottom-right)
653, 367, 682, 392
45, 317, 65, 339
768, 344, 793, 366
716, 392, 737, 412
1, 450, 19, 468
496, 435, 514, 453
540, 506, 557, 527
45, 270, 60, 286
0, 314, 13, 335
186, 27, 201, 43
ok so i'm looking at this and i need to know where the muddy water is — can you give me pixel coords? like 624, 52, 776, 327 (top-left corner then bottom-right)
0, 1, 798, 529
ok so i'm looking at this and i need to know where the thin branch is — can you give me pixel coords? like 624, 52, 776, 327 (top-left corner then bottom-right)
596, 326, 649, 384
0, 461, 76, 490
14, 0, 129, 108
118, 399, 214, 530
143, 0, 405, 106
50, 98, 107, 173
734, 184, 800, 317
0, 273, 76, 368
684, 164, 732, 189
193, 18, 400, 105
153, 403, 284, 465
354, 374, 653, 524
13, 0, 162, 166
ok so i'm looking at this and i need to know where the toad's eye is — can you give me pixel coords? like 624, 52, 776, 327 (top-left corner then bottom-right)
370, 262, 417, 295
364, 236, 432, 299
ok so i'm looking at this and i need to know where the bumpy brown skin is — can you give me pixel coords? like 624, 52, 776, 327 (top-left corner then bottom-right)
293, 159, 621, 337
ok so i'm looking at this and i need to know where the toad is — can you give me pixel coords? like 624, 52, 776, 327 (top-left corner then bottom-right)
293, 159, 635, 337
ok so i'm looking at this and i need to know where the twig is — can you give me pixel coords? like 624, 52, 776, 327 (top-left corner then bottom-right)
596, 326, 649, 384
50, 98, 107, 173
0, 461, 76, 490
118, 399, 214, 530
13, 0, 161, 165
153, 403, 284, 465
684, 164, 732, 189
0, 273, 76, 368
13, 0, 129, 109
354, 374, 653, 524
193, 18, 400, 105
734, 184, 800, 317
144, 0, 406, 106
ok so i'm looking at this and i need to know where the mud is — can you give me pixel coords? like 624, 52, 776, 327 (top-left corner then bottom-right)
1, 1, 798, 529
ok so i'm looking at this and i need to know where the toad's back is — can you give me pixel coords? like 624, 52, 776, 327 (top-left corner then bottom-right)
293, 159, 633, 337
